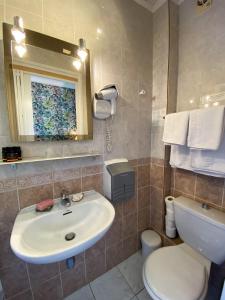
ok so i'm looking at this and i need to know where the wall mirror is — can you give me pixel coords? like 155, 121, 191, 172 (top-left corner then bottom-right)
3, 23, 93, 142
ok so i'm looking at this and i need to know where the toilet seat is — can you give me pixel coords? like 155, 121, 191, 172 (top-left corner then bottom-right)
143, 244, 209, 300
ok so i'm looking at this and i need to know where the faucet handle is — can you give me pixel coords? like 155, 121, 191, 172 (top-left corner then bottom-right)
201, 203, 209, 210
61, 189, 69, 199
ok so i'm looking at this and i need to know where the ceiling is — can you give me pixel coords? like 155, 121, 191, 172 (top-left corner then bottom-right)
133, 0, 184, 12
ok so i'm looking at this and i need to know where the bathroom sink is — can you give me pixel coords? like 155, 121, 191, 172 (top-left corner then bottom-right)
10, 190, 115, 264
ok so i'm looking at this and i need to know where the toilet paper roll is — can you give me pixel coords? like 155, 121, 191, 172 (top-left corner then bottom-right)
165, 196, 175, 210
166, 226, 177, 239
165, 215, 176, 228
166, 209, 175, 220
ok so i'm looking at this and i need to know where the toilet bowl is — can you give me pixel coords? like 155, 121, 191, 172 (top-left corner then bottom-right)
143, 196, 225, 300
143, 243, 210, 300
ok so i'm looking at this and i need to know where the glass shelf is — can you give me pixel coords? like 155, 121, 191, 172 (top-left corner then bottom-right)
0, 153, 102, 167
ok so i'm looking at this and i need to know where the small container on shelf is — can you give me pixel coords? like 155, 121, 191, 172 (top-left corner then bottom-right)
2, 147, 22, 162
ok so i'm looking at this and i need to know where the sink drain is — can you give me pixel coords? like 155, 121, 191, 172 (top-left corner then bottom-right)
65, 232, 76, 241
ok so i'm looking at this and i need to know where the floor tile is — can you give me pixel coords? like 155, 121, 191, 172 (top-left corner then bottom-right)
90, 267, 134, 300
136, 289, 153, 300
118, 251, 144, 294
64, 285, 94, 300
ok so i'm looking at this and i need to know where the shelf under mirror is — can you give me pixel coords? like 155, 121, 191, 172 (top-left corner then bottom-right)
0, 153, 102, 167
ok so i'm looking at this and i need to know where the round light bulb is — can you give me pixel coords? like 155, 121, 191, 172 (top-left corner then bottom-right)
11, 28, 25, 44
11, 16, 25, 43
73, 58, 82, 71
15, 44, 27, 58
97, 28, 103, 34
77, 38, 88, 62
77, 48, 88, 62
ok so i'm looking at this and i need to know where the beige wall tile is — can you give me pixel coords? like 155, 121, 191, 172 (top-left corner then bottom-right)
61, 262, 85, 297
7, 0, 42, 15
32, 275, 62, 300
43, 17, 74, 43
0, 261, 30, 298
177, 0, 225, 111
53, 178, 81, 198
0, 190, 19, 233
174, 168, 196, 197
18, 183, 53, 208
5, 6, 43, 32
0, 5, 3, 39
195, 175, 224, 207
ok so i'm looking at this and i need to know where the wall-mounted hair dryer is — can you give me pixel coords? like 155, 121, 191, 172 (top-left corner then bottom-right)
93, 84, 118, 119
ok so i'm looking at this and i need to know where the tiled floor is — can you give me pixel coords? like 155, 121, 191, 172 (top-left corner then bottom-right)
64, 252, 153, 300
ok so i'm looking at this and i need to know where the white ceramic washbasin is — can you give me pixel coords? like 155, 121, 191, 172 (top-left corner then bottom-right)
10, 190, 115, 264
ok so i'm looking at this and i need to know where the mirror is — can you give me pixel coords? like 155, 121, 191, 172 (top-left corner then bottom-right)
3, 23, 93, 142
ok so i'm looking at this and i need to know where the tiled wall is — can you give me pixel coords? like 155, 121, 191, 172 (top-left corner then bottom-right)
171, 168, 225, 212
177, 0, 225, 111
0, 0, 153, 161
0, 2, 153, 298
151, 2, 169, 159
149, 157, 165, 234
167, 0, 178, 115
149, 153, 172, 234
0, 158, 152, 299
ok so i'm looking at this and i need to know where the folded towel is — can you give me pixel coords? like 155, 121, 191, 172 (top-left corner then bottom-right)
170, 145, 192, 171
188, 106, 225, 150
163, 111, 189, 145
170, 145, 225, 178
191, 134, 225, 176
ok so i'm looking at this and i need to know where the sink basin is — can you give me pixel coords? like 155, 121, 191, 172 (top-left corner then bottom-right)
10, 190, 115, 264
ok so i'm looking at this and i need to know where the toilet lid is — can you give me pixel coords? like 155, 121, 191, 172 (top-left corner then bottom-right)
143, 246, 207, 300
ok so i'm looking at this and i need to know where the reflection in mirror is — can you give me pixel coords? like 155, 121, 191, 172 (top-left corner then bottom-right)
11, 42, 86, 141
3, 23, 92, 142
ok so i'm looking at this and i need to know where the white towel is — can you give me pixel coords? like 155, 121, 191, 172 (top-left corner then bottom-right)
163, 111, 189, 145
191, 135, 225, 176
170, 145, 193, 171
188, 106, 225, 150
170, 145, 225, 178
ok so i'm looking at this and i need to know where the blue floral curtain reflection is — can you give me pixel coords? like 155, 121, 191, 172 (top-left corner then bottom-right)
31, 82, 76, 138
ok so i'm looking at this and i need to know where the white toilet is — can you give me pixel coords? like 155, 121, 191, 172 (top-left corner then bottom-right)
143, 196, 225, 300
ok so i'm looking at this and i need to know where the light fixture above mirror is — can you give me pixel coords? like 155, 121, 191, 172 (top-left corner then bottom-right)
77, 38, 88, 62
72, 58, 82, 71
11, 16, 25, 43
11, 16, 27, 58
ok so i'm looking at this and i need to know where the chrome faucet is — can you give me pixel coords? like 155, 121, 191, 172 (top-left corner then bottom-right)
61, 190, 71, 207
